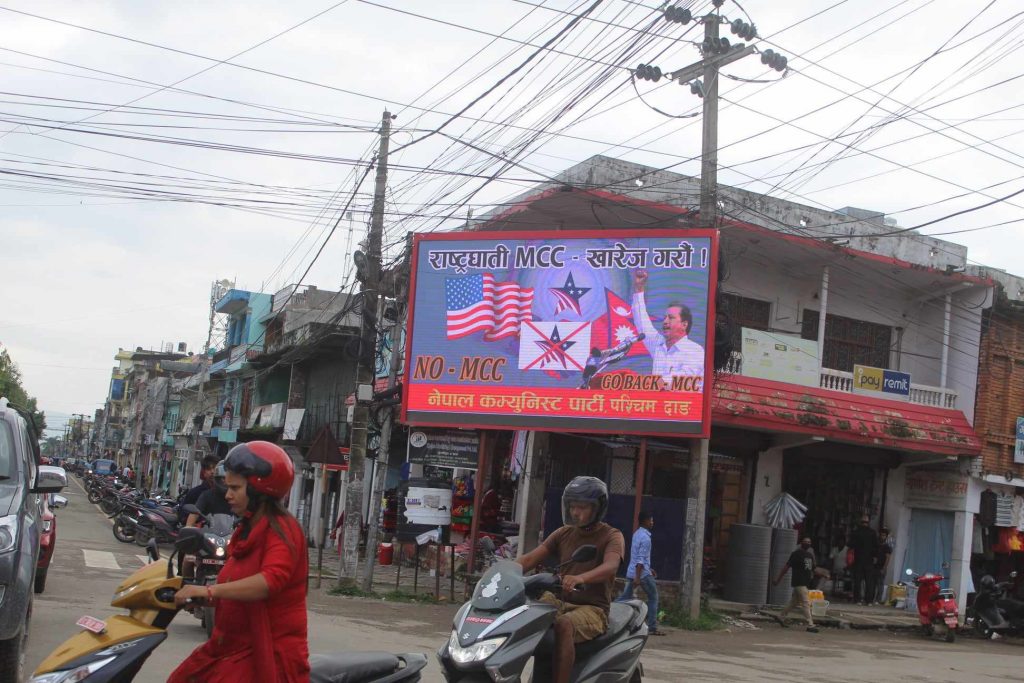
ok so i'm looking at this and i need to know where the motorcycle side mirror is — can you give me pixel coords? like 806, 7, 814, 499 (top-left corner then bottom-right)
564, 544, 598, 566
905, 568, 913, 576
146, 538, 159, 563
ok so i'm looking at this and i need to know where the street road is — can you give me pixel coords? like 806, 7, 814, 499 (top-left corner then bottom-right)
25, 477, 1024, 682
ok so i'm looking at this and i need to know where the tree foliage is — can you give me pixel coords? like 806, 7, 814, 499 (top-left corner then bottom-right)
0, 344, 47, 434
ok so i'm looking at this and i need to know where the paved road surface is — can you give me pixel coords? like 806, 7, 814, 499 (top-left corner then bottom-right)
25, 477, 1024, 682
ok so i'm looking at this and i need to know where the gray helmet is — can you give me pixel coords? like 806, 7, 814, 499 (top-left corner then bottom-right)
561, 476, 608, 528
213, 461, 226, 481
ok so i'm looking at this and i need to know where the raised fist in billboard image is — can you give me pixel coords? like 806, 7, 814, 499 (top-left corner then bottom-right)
632, 268, 649, 293
631, 269, 704, 388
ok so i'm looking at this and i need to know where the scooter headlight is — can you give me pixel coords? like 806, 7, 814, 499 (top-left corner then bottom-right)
448, 630, 506, 664
30, 656, 116, 682
113, 584, 138, 601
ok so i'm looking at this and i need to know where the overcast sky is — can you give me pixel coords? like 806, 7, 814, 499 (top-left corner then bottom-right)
0, 0, 1020, 436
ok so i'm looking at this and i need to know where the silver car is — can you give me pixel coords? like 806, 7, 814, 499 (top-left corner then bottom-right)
0, 397, 66, 683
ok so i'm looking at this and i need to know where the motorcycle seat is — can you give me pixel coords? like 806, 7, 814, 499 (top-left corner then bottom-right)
537, 601, 643, 657
309, 652, 413, 683
147, 508, 179, 524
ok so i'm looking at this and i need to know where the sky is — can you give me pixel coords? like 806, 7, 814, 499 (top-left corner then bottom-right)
0, 0, 1021, 436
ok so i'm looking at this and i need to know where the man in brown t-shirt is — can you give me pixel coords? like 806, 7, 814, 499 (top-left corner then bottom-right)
517, 477, 624, 683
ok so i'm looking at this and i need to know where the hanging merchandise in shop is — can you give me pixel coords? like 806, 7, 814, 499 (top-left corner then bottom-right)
763, 491, 807, 528
403, 229, 719, 436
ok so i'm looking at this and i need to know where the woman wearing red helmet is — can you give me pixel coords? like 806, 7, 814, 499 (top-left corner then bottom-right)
169, 441, 310, 683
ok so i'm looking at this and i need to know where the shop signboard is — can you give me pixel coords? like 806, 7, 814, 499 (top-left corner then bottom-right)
403, 229, 718, 436
739, 328, 819, 387
109, 376, 126, 402
904, 470, 967, 511
1015, 417, 1024, 465
396, 478, 452, 543
408, 428, 479, 470
852, 364, 911, 401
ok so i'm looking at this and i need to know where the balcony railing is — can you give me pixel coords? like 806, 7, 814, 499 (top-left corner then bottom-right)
722, 354, 958, 409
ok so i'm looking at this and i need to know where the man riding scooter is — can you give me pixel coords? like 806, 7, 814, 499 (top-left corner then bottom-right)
186, 461, 233, 526
515, 477, 625, 683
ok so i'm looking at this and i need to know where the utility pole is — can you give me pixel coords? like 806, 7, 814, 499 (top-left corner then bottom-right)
340, 110, 392, 585
360, 234, 411, 592
641, 4, 763, 619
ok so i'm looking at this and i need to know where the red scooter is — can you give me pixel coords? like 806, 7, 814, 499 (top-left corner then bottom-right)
907, 567, 958, 642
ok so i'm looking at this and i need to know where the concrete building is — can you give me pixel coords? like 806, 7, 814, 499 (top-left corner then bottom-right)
247, 284, 362, 542
470, 155, 994, 610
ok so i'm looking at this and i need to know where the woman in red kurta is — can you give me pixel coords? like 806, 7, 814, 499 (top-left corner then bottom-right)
170, 441, 309, 683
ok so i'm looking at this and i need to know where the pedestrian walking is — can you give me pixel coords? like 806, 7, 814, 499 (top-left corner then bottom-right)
849, 515, 878, 604
772, 536, 819, 633
873, 527, 892, 604
616, 511, 663, 635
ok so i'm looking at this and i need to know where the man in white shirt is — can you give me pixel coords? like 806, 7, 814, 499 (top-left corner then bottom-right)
631, 269, 705, 388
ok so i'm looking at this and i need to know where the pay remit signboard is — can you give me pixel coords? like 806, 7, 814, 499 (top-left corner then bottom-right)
402, 229, 718, 436
852, 364, 911, 401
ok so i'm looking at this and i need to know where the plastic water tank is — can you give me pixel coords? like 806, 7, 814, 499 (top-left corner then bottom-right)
724, 523, 773, 605
767, 527, 799, 606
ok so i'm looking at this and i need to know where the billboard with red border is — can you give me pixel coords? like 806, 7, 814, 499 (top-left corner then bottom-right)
401, 229, 717, 436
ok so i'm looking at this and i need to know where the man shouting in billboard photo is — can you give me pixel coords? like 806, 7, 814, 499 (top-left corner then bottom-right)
631, 269, 704, 388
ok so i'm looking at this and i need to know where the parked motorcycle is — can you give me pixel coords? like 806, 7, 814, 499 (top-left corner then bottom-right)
133, 504, 183, 547
907, 567, 959, 643
971, 571, 1024, 638
29, 537, 428, 682
110, 500, 143, 544
438, 545, 648, 683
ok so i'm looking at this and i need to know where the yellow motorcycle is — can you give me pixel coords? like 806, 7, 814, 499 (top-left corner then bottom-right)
29, 534, 428, 682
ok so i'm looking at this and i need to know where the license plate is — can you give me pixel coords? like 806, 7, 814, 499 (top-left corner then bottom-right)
201, 559, 225, 565
945, 617, 958, 628
76, 616, 107, 634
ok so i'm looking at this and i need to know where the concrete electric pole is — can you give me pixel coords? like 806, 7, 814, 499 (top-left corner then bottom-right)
640, 4, 763, 618
339, 110, 392, 585
360, 233, 411, 592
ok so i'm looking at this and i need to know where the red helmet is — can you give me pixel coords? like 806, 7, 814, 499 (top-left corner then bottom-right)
224, 441, 294, 499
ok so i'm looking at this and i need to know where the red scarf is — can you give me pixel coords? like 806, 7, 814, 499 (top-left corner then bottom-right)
225, 515, 279, 683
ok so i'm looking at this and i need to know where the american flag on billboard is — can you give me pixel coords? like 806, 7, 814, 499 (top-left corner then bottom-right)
445, 273, 534, 341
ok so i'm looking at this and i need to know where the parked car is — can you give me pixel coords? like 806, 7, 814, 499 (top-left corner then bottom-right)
35, 492, 68, 594
90, 458, 117, 476
0, 397, 67, 683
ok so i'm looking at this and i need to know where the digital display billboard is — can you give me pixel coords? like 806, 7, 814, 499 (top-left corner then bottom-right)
402, 229, 718, 436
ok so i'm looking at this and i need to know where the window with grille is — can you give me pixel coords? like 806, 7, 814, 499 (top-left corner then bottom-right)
721, 293, 772, 350
801, 309, 892, 371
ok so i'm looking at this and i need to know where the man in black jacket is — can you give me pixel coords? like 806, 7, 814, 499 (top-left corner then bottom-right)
849, 515, 879, 605
179, 454, 219, 524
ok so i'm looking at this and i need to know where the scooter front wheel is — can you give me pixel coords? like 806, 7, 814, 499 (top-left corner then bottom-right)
921, 623, 934, 637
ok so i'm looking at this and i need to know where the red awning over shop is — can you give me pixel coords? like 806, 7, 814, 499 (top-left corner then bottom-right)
712, 374, 981, 457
